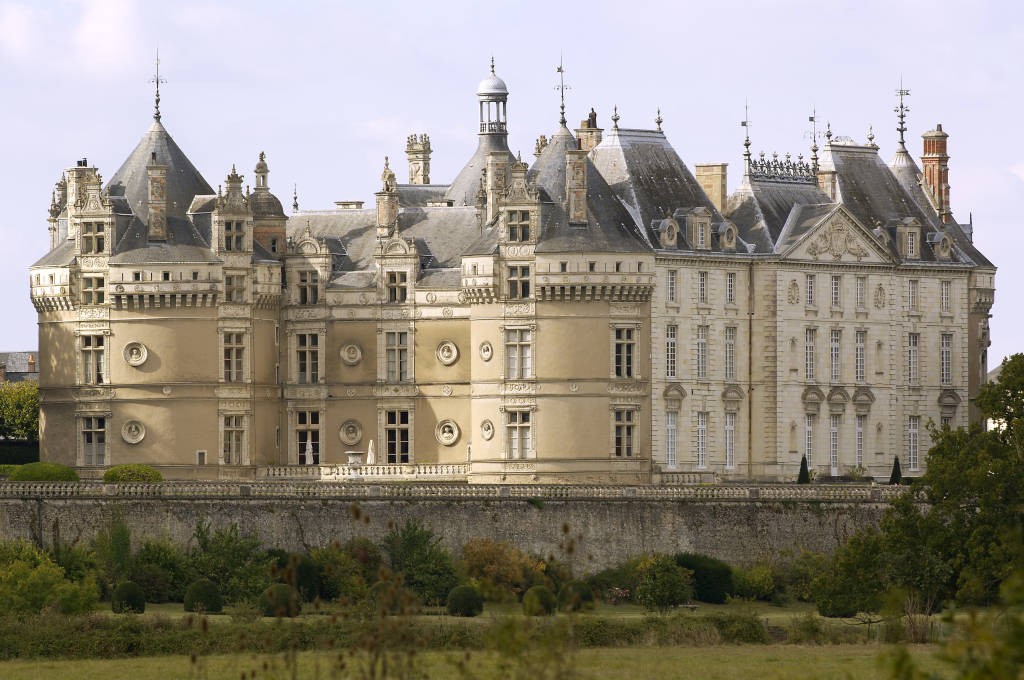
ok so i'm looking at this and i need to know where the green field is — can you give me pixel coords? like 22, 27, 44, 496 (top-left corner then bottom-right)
0, 644, 946, 680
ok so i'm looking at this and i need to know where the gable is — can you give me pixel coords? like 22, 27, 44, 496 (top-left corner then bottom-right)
780, 206, 895, 264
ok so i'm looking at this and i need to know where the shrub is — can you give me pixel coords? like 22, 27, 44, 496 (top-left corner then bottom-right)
8, 462, 78, 481
522, 585, 557, 616
271, 552, 320, 603
798, 455, 811, 484
0, 464, 19, 478
310, 544, 367, 603
674, 553, 733, 604
91, 519, 132, 598
368, 573, 421, 615
0, 540, 98, 616
636, 555, 694, 613
771, 550, 828, 602
184, 578, 223, 613
382, 520, 457, 606
259, 583, 301, 617
189, 522, 273, 604
132, 539, 190, 602
588, 557, 644, 604
707, 611, 770, 643
446, 585, 484, 617
460, 538, 542, 602
558, 580, 595, 612
732, 563, 776, 601
111, 581, 145, 613
102, 464, 162, 483
343, 537, 383, 585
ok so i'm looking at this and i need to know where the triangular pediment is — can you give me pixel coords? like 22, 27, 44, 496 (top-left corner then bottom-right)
779, 205, 896, 264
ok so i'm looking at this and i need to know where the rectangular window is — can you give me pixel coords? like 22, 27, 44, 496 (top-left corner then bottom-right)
697, 223, 706, 248
726, 272, 736, 304
805, 414, 815, 466
224, 274, 245, 303
665, 325, 677, 378
831, 275, 841, 307
81, 276, 104, 305
224, 221, 244, 251
298, 270, 319, 305
855, 330, 866, 383
725, 326, 737, 381
385, 410, 410, 464
805, 328, 816, 381
505, 328, 533, 379
614, 327, 635, 379
908, 415, 920, 470
696, 325, 708, 379
506, 410, 531, 460
940, 415, 952, 428
296, 411, 320, 465
81, 335, 105, 385
830, 329, 841, 383
806, 274, 816, 306
698, 271, 708, 304
386, 331, 409, 382
696, 412, 708, 468
508, 265, 531, 299
386, 271, 408, 303
908, 332, 920, 384
297, 333, 319, 384
829, 414, 840, 474
909, 279, 919, 311
223, 415, 244, 465
666, 412, 677, 468
856, 276, 866, 308
81, 222, 105, 254
223, 332, 245, 382
508, 210, 530, 242
725, 412, 736, 469
855, 414, 866, 468
81, 417, 106, 466
907, 230, 917, 257
940, 280, 951, 312
667, 270, 677, 303
614, 410, 635, 457
941, 333, 952, 386
559, 261, 567, 273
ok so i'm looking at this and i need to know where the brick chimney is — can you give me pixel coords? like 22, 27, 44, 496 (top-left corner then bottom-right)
921, 124, 951, 223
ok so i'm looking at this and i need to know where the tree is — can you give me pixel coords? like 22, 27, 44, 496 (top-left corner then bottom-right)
797, 455, 810, 484
382, 519, 457, 606
888, 456, 902, 485
0, 380, 39, 441
636, 555, 693, 613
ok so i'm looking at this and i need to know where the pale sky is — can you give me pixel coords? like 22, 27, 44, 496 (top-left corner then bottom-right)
1, 0, 1020, 366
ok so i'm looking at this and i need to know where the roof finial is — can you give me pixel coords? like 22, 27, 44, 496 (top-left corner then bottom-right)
490, 55, 495, 76
555, 55, 571, 126
741, 100, 752, 173
895, 77, 910, 149
655, 108, 663, 132
825, 121, 833, 142
867, 125, 877, 149
292, 184, 299, 213
150, 48, 166, 121
807, 108, 820, 173
611, 105, 620, 130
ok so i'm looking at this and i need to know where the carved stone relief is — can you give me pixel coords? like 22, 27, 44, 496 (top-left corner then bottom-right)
123, 342, 148, 367
339, 419, 362, 446
479, 341, 493, 362
121, 420, 146, 444
787, 279, 800, 305
480, 419, 495, 441
436, 340, 459, 366
873, 284, 886, 309
340, 344, 362, 366
436, 420, 460, 446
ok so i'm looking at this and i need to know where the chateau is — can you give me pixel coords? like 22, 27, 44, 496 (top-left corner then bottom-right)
30, 64, 995, 483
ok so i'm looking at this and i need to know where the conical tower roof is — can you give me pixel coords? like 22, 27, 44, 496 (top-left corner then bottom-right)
107, 119, 213, 227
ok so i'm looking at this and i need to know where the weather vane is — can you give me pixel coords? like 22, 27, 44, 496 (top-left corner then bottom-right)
740, 100, 753, 167
805, 108, 825, 171
555, 55, 571, 126
150, 49, 166, 122
895, 77, 911, 148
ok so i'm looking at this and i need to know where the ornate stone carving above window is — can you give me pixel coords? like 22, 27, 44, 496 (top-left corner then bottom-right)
123, 342, 148, 367
339, 419, 362, 446
721, 384, 745, 412
801, 385, 825, 414
480, 419, 495, 441
340, 344, 362, 366
938, 389, 961, 418
436, 340, 459, 366
852, 386, 875, 415
436, 419, 460, 446
121, 420, 146, 444
827, 386, 850, 414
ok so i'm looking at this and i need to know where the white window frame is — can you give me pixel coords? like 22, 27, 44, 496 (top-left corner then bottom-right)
296, 410, 321, 465
856, 276, 866, 309
831, 275, 841, 308
726, 272, 736, 304
614, 326, 636, 379
504, 327, 533, 380
855, 414, 865, 468
222, 414, 246, 465
613, 409, 636, 457
386, 270, 408, 303
724, 326, 736, 381
805, 414, 815, 466
80, 334, 106, 385
81, 276, 105, 305
222, 332, 246, 383
724, 412, 736, 469
908, 279, 919, 311
829, 414, 840, 476
667, 270, 677, 303
385, 409, 412, 464
665, 324, 677, 378
81, 416, 107, 466
855, 330, 866, 383
805, 328, 816, 381
696, 325, 708, 379
297, 332, 320, 384
506, 409, 532, 460
696, 411, 708, 469
941, 333, 952, 386
908, 332, 920, 385
940, 280, 951, 312
507, 265, 531, 299
806, 274, 816, 306
908, 415, 920, 471
385, 331, 410, 382
698, 271, 708, 304
665, 411, 677, 468
830, 329, 841, 383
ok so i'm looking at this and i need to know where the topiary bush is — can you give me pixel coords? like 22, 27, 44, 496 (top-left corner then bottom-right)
103, 464, 162, 483
674, 553, 734, 604
558, 580, 595, 612
8, 462, 78, 481
522, 585, 556, 616
184, 578, 223, 613
259, 583, 301, 617
111, 581, 146, 614
446, 584, 484, 617
798, 455, 811, 484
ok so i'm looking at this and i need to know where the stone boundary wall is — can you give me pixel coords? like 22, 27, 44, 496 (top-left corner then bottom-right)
0, 483, 902, 571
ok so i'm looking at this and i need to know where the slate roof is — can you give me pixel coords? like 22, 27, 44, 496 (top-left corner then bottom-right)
0, 352, 38, 380
31, 240, 76, 268
397, 185, 451, 207
445, 134, 515, 207
590, 127, 723, 247
725, 174, 832, 252
773, 203, 843, 253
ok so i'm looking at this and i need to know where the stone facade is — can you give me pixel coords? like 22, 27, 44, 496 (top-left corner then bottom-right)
30, 64, 994, 483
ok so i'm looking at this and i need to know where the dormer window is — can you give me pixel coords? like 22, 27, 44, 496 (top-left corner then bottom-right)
224, 221, 244, 251
907, 230, 917, 258
386, 271, 408, 303
697, 223, 707, 249
298, 270, 319, 305
508, 210, 530, 242
81, 222, 105, 254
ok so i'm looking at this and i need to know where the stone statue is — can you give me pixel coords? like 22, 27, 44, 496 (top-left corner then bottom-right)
366, 439, 376, 465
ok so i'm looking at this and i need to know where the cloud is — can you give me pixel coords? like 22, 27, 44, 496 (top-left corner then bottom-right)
0, 3, 43, 62
1010, 164, 1024, 185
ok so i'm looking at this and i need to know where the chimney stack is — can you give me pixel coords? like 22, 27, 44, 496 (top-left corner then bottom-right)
921, 123, 952, 223
566, 149, 588, 224
375, 157, 399, 239
575, 108, 603, 153
406, 134, 432, 185
695, 164, 728, 213
147, 151, 168, 240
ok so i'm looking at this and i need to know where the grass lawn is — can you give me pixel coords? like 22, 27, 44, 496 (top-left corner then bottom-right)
0, 644, 947, 679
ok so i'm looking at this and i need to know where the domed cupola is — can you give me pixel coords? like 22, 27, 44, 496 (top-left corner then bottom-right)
249, 151, 285, 218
